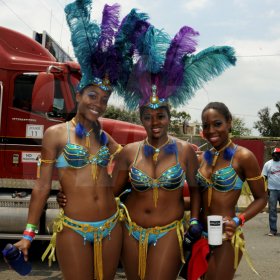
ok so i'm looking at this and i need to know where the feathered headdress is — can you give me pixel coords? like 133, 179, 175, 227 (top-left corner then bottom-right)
65, 0, 150, 93
116, 23, 236, 109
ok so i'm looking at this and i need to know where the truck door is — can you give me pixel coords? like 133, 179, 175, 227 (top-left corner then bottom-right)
2, 71, 67, 185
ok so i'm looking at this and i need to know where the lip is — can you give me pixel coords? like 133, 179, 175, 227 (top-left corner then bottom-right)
89, 108, 100, 116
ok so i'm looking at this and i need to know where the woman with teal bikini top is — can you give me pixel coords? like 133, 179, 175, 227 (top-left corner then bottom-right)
193, 102, 267, 280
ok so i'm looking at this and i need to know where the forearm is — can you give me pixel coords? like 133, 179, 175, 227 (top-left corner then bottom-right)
189, 186, 201, 219
27, 185, 50, 226
238, 196, 267, 223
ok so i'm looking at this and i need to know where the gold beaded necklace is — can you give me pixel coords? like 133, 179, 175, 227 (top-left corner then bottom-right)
145, 137, 170, 163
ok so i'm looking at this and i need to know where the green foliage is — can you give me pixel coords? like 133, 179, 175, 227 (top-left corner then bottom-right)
254, 101, 280, 136
231, 116, 251, 136
170, 110, 191, 135
103, 105, 191, 135
103, 106, 141, 124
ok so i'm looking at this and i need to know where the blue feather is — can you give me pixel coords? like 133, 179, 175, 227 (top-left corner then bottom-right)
164, 142, 177, 154
100, 131, 108, 145
144, 144, 154, 157
224, 147, 235, 161
204, 150, 213, 165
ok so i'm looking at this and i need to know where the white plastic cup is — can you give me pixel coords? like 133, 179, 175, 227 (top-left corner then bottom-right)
207, 215, 223, 246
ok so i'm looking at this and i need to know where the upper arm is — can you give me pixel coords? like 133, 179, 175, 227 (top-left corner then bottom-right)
37, 126, 60, 189
239, 148, 266, 198
111, 145, 130, 196
184, 143, 199, 187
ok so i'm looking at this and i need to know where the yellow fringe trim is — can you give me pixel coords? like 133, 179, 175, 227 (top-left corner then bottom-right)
119, 203, 185, 280
231, 227, 260, 276
42, 204, 121, 280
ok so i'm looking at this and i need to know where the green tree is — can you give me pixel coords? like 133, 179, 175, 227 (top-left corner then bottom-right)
103, 105, 141, 124
254, 101, 280, 136
231, 116, 251, 136
170, 109, 191, 135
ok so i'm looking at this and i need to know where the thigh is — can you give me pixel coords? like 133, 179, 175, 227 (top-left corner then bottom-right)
121, 224, 140, 280
102, 222, 123, 280
56, 226, 94, 280
145, 229, 182, 280
205, 240, 241, 280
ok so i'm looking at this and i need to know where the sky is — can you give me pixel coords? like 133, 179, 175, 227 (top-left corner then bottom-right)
1, 0, 280, 135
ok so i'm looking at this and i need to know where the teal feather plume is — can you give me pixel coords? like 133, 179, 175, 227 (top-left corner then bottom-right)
136, 26, 170, 73
169, 46, 236, 107
65, 0, 100, 89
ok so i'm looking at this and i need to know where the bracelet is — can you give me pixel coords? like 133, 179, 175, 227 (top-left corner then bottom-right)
238, 213, 246, 226
232, 216, 240, 226
23, 235, 34, 242
189, 218, 199, 225
26, 223, 38, 234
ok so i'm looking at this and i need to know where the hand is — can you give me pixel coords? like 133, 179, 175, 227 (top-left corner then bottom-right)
56, 191, 67, 207
13, 239, 31, 262
223, 216, 238, 239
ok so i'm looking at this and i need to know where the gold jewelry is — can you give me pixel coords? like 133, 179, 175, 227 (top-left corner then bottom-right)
211, 139, 232, 167
71, 118, 93, 148
145, 137, 170, 163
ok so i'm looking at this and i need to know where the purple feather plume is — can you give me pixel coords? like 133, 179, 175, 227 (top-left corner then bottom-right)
159, 26, 199, 99
98, 4, 120, 51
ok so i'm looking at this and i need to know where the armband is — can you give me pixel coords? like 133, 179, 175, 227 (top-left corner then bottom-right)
238, 213, 246, 226
232, 216, 240, 226
37, 158, 55, 178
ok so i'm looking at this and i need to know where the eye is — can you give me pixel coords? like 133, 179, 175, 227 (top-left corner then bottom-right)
214, 120, 223, 127
157, 114, 166, 120
87, 91, 98, 99
143, 115, 151, 121
202, 123, 209, 130
101, 97, 109, 105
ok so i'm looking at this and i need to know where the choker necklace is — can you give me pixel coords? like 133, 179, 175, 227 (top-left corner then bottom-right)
204, 140, 233, 167
144, 137, 177, 163
71, 118, 93, 148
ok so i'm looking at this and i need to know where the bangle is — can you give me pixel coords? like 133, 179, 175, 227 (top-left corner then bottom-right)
238, 213, 246, 226
232, 216, 240, 226
189, 218, 199, 225
23, 235, 34, 242
26, 223, 38, 234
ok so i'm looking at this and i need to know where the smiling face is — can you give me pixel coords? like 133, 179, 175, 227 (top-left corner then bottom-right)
76, 85, 110, 123
202, 108, 232, 149
140, 106, 170, 141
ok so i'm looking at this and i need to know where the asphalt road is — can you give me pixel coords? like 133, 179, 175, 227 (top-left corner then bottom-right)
0, 212, 279, 280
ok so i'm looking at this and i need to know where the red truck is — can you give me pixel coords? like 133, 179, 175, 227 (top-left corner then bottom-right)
0, 26, 147, 239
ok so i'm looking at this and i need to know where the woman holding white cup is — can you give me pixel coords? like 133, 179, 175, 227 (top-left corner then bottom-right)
195, 102, 267, 280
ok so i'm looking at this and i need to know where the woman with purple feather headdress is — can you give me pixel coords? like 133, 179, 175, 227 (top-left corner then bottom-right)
13, 1, 151, 280
111, 19, 237, 280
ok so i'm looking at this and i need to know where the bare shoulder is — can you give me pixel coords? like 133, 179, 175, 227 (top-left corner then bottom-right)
235, 145, 255, 162
171, 137, 196, 153
122, 141, 143, 153
43, 123, 67, 145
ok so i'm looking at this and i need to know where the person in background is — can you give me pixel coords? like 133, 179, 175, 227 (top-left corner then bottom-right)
262, 147, 280, 236
13, 1, 151, 279
194, 102, 267, 280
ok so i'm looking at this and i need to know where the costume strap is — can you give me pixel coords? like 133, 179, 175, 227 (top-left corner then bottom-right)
231, 227, 259, 276
108, 144, 123, 176
37, 158, 56, 178
208, 185, 213, 207
41, 209, 64, 266
121, 204, 186, 280
246, 174, 267, 191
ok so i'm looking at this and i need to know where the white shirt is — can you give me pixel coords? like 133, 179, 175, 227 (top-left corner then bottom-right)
262, 159, 280, 190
